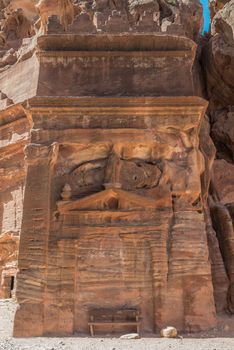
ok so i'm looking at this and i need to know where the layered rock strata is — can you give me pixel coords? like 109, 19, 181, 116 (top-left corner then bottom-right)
0, 105, 29, 298
204, 0, 234, 315
0, 0, 232, 338
11, 28, 216, 335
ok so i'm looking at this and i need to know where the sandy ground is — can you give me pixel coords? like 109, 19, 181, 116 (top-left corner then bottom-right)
1, 300, 234, 350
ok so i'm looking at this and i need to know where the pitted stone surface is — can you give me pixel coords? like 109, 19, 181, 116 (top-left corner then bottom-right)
0, 0, 233, 339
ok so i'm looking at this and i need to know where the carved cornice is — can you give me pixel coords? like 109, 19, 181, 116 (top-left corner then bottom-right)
28, 96, 208, 125
27, 96, 208, 144
38, 50, 193, 58
28, 96, 207, 110
37, 33, 196, 56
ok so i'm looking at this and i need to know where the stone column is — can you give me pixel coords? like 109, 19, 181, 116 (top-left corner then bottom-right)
14, 142, 58, 337
165, 211, 217, 332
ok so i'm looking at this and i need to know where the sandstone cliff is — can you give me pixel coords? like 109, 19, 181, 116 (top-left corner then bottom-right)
0, 0, 233, 337
204, 0, 234, 314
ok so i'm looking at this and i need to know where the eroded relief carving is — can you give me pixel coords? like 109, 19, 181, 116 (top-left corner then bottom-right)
56, 129, 204, 212
37, 0, 75, 32
0, 0, 232, 339
56, 142, 163, 203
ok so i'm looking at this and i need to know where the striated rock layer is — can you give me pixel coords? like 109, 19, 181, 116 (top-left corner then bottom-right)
0, 0, 232, 337
204, 0, 234, 316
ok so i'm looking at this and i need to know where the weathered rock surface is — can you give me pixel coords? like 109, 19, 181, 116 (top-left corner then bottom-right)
212, 160, 234, 204
0, 233, 18, 299
0, 105, 29, 299
204, 0, 234, 319
0, 0, 233, 339
199, 114, 230, 313
210, 200, 234, 313
204, 0, 234, 107
211, 109, 234, 162
209, 0, 230, 18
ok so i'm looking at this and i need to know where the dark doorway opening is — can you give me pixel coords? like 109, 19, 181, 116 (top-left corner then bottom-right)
10, 276, 15, 297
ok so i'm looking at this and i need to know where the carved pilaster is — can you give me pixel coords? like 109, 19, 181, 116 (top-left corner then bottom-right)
43, 239, 77, 335
14, 143, 59, 337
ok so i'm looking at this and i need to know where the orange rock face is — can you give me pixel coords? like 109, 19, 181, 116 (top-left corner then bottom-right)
0, 0, 233, 338
205, 0, 234, 317
0, 105, 29, 299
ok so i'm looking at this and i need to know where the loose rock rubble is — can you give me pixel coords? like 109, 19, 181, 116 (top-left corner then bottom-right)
160, 326, 178, 338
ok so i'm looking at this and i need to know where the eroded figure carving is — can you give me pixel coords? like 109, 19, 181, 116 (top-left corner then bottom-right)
36, 0, 75, 32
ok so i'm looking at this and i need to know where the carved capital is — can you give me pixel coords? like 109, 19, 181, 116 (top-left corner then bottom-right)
24, 143, 59, 166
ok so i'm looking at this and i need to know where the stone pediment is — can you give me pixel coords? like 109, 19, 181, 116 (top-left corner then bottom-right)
57, 188, 159, 213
